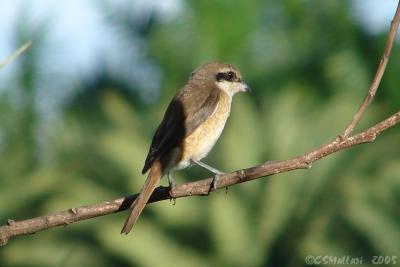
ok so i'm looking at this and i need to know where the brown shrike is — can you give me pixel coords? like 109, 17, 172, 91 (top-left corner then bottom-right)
121, 62, 250, 234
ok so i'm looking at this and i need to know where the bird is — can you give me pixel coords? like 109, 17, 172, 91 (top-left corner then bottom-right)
121, 62, 250, 234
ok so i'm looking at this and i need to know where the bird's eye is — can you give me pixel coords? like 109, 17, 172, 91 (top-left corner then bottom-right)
227, 71, 234, 80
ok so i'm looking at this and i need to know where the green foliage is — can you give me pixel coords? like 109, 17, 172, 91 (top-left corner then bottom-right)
1, 1, 400, 267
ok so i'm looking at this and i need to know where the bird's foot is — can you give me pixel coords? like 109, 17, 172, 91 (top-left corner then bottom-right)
170, 197, 176, 205
208, 172, 225, 194
167, 184, 177, 206
167, 172, 177, 204
190, 160, 226, 194
168, 183, 177, 205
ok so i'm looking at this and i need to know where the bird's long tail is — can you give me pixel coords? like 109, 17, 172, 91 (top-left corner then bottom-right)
121, 160, 162, 234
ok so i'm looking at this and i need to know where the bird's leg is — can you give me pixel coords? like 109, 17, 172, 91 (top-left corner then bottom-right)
167, 171, 176, 188
191, 160, 225, 192
167, 171, 176, 205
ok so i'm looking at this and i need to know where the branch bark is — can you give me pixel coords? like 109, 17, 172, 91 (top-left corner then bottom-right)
1, 2, 400, 246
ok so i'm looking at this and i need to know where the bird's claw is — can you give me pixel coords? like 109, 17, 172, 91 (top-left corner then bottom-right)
168, 183, 177, 205
209, 172, 226, 194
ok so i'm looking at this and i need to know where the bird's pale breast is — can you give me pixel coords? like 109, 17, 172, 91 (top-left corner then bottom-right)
175, 91, 231, 169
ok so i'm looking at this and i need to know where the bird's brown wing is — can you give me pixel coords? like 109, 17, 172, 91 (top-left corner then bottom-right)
142, 84, 220, 174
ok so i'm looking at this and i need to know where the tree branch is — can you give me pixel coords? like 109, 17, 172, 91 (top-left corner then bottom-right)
342, 2, 400, 137
0, 111, 399, 246
0, 41, 32, 69
1, 2, 400, 247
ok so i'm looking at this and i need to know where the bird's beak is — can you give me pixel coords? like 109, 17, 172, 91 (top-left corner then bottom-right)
242, 82, 251, 93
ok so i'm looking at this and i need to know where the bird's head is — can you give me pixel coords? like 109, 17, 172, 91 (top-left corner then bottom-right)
190, 62, 250, 97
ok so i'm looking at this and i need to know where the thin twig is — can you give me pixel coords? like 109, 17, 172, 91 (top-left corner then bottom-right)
342, 2, 400, 137
0, 41, 32, 69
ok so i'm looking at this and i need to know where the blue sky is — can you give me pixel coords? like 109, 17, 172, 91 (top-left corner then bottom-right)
0, 0, 180, 67
0, 0, 181, 114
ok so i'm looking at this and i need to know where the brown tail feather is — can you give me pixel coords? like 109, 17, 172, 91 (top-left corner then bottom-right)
121, 161, 162, 234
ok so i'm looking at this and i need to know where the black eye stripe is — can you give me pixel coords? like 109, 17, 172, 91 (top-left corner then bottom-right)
216, 72, 225, 81
216, 71, 236, 82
